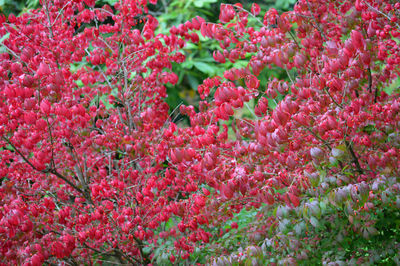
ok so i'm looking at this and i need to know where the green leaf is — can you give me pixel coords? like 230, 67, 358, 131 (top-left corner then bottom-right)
186, 72, 201, 90
319, 201, 327, 212
268, 98, 277, 109
143, 246, 153, 255
104, 0, 118, 5
26, 0, 39, 8
193, 0, 217, 8
302, 205, 308, 218
294, 222, 305, 235
383, 77, 400, 95
75, 80, 84, 87
165, 217, 179, 230
362, 124, 376, 135
181, 60, 194, 69
309, 216, 319, 227
319, 169, 327, 182
193, 61, 217, 75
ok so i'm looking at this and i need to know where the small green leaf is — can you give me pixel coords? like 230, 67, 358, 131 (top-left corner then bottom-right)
362, 124, 376, 135
268, 98, 277, 109
335, 144, 347, 151
193, 61, 217, 75
383, 77, 400, 95
193, 0, 217, 8
294, 222, 305, 235
319, 201, 327, 212
302, 205, 308, 218
104, 0, 118, 5
309, 216, 319, 227
181, 60, 194, 69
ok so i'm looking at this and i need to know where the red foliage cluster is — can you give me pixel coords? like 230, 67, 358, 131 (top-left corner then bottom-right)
0, 0, 399, 264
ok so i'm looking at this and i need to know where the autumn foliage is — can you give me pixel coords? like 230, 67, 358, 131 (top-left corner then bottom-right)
0, 0, 399, 264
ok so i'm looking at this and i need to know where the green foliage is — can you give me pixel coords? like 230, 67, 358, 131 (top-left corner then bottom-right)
383, 76, 400, 95
0, 0, 25, 15
274, 0, 297, 10
155, 0, 296, 113
209, 172, 400, 265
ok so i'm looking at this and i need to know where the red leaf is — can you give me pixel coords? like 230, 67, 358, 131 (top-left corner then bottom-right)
288, 192, 300, 207
245, 74, 259, 89
251, 3, 260, 16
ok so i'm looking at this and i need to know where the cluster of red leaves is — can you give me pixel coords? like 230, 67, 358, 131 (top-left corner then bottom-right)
0, 0, 399, 264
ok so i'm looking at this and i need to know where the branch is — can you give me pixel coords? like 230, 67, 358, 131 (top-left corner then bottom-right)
114, 248, 138, 265
367, 67, 372, 93
305, 0, 327, 41
132, 235, 151, 264
45, 118, 56, 168
324, 87, 343, 109
289, 30, 302, 51
51, 0, 71, 27
344, 139, 364, 174
1, 136, 90, 201
302, 126, 332, 150
229, 4, 264, 27
2, 136, 41, 171
43, 0, 54, 38
49, 169, 87, 197
364, 1, 400, 30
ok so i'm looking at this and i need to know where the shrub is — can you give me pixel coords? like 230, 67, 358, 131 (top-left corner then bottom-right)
0, 0, 399, 265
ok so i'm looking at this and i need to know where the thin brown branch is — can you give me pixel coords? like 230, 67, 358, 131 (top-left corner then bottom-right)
364, 1, 400, 30
367, 67, 372, 93
344, 139, 364, 174
305, 0, 327, 41
2, 136, 41, 172
132, 235, 151, 264
229, 4, 264, 27
2, 136, 91, 201
302, 126, 332, 150
374, 86, 379, 103
43, 0, 54, 38
324, 87, 343, 109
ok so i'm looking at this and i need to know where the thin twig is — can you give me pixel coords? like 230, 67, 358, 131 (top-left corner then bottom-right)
344, 139, 364, 174
45, 118, 56, 168
43, 0, 54, 38
0, 43, 20, 60
305, 0, 327, 41
324, 87, 343, 108
245, 102, 257, 118
363, 1, 400, 30
2, 136, 90, 201
367, 67, 372, 93
285, 67, 295, 86
51, 0, 72, 27
229, 4, 264, 27
2, 136, 41, 171
302, 126, 332, 150
288, 30, 302, 50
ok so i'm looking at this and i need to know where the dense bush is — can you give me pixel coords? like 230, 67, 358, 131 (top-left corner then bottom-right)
0, 0, 399, 265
